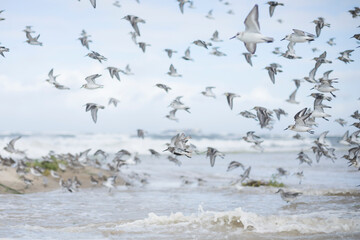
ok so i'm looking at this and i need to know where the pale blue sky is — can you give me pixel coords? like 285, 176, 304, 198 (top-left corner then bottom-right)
0, 0, 359, 135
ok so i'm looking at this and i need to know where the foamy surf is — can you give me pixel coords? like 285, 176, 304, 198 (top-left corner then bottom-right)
117, 207, 360, 234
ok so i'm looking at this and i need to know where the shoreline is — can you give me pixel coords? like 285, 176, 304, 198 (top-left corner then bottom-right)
0, 165, 125, 194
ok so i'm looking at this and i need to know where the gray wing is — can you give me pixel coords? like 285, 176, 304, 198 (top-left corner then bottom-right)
244, 42, 257, 54
269, 5, 275, 17
293, 29, 305, 36
90, 107, 98, 123
268, 68, 275, 84
89, 0, 96, 8
244, 4, 260, 33
131, 22, 140, 36
244, 53, 253, 66
9, 136, 21, 148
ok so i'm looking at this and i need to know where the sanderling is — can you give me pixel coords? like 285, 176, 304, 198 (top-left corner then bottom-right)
224, 92, 240, 110
285, 108, 314, 133
276, 189, 302, 203
167, 64, 182, 77
122, 15, 145, 36
327, 37, 336, 46
206, 147, 225, 167
230, 4, 274, 54
138, 42, 151, 53
86, 51, 107, 63
81, 74, 103, 89
164, 49, 177, 58
108, 97, 120, 107
84, 103, 105, 123
338, 50, 354, 64
182, 47, 193, 61
266, 1, 284, 17
201, 87, 216, 98
210, 30, 223, 42
243, 52, 256, 66
281, 29, 315, 43
227, 161, 245, 171
4, 136, 25, 154
155, 83, 171, 93
106, 67, 121, 81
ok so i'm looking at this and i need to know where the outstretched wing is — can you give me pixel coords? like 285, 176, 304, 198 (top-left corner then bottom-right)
244, 5, 260, 33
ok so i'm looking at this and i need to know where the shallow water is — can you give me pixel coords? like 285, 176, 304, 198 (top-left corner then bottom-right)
0, 152, 359, 239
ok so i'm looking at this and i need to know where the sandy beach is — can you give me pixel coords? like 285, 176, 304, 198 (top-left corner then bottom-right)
0, 165, 125, 194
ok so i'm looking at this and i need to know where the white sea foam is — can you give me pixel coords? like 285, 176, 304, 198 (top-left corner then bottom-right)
118, 207, 360, 234
0, 133, 346, 158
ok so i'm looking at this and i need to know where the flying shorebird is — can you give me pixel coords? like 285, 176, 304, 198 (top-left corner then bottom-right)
230, 4, 274, 54
276, 189, 302, 203
312, 17, 330, 37
129, 31, 137, 44
210, 30, 223, 42
335, 118, 347, 126
313, 51, 332, 69
85, 51, 107, 63
286, 88, 300, 104
182, 47, 193, 61
297, 151, 313, 166
285, 108, 314, 133
227, 161, 245, 171
164, 49, 177, 58
201, 87, 216, 98
0, 45, 9, 57
243, 52, 256, 66
326, 37, 336, 46
122, 15, 145, 36
266, 1, 284, 17
210, 47, 226, 57
167, 64, 182, 77
137, 129, 146, 139
155, 83, 171, 93
25, 32, 43, 46
282, 42, 302, 59
205, 9, 214, 19
138, 42, 151, 53
273, 108, 288, 120
338, 50, 354, 64
281, 29, 315, 43
4, 136, 25, 154
243, 131, 263, 144
253, 106, 273, 129
239, 110, 258, 120
178, 0, 191, 14
106, 67, 121, 81
81, 74, 103, 89
84, 103, 105, 123
108, 97, 120, 107
265, 63, 282, 84
192, 40, 209, 49
166, 109, 178, 122
224, 92, 240, 110
206, 147, 225, 167
119, 64, 134, 75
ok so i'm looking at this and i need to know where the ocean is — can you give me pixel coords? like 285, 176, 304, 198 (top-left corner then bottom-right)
0, 133, 359, 239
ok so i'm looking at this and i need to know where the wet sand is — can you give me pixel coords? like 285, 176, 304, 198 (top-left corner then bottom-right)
0, 166, 125, 194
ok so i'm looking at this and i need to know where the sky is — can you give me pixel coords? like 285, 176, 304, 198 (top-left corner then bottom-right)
0, 0, 359, 136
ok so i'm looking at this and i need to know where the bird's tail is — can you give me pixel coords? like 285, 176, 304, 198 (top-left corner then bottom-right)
263, 37, 274, 43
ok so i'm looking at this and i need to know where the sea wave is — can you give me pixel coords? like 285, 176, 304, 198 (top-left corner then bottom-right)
117, 207, 360, 234
0, 133, 348, 158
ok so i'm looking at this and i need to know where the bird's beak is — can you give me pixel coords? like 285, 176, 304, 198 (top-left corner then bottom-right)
280, 37, 285, 41
310, 87, 315, 90
229, 35, 236, 40
284, 127, 289, 130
